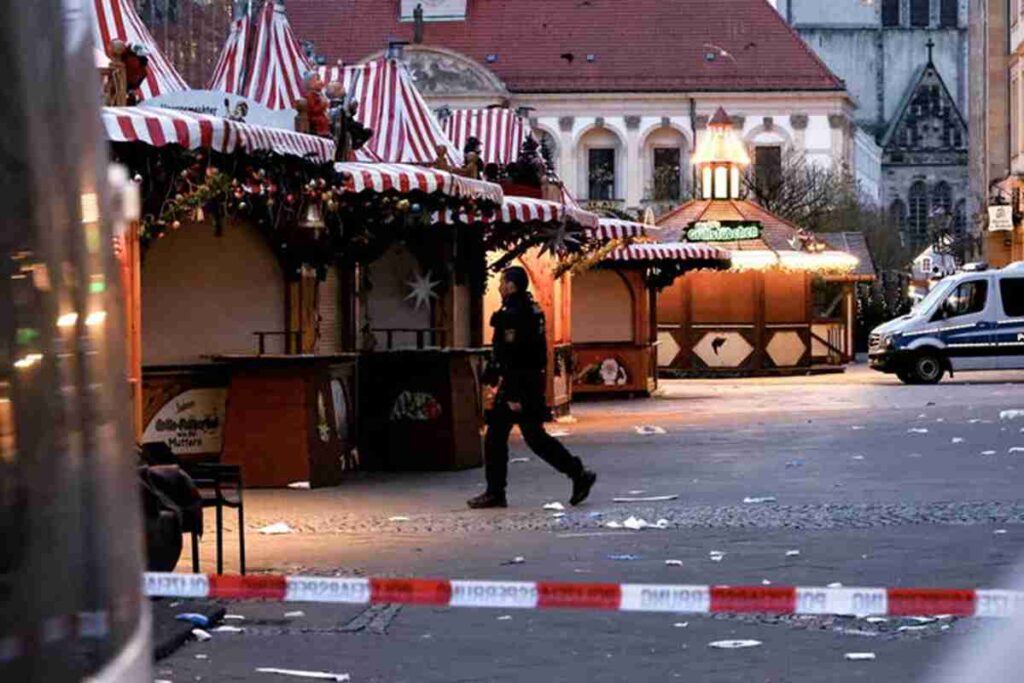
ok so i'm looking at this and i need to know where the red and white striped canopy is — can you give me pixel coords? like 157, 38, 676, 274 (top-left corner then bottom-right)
207, 12, 250, 93
103, 106, 334, 162
606, 242, 731, 264
92, 0, 188, 100
588, 218, 649, 241
335, 162, 504, 203
442, 109, 529, 166
501, 196, 600, 230
244, 0, 312, 110
317, 59, 464, 166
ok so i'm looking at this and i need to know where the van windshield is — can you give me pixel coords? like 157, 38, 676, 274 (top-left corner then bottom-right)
911, 279, 954, 317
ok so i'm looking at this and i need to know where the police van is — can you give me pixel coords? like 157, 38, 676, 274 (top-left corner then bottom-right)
869, 262, 1024, 384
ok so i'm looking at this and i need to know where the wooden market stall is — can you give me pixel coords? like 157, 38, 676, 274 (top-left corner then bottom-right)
571, 222, 731, 396
652, 108, 869, 375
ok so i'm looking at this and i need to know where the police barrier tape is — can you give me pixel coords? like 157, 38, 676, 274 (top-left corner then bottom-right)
143, 573, 1024, 619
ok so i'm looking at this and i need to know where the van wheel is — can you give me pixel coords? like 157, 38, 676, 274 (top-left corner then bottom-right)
911, 353, 945, 385
896, 369, 916, 384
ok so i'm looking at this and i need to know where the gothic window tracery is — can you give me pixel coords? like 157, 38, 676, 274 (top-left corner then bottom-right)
908, 181, 930, 242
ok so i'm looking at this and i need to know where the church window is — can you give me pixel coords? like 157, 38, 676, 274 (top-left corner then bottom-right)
939, 0, 958, 27
954, 199, 967, 235
910, 0, 931, 27
754, 146, 783, 197
889, 199, 908, 234
588, 148, 616, 200
908, 181, 930, 241
882, 0, 901, 27
932, 182, 952, 218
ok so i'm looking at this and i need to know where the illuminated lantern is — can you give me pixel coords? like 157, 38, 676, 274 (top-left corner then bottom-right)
692, 107, 750, 201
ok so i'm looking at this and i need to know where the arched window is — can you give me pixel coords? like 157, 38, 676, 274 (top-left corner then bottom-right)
940, 0, 958, 27
882, 0, 901, 27
908, 181, 930, 241
889, 198, 908, 233
909, 0, 930, 27
932, 181, 952, 218
536, 129, 558, 173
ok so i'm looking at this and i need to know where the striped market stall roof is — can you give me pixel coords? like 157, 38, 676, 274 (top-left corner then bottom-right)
334, 162, 503, 202
207, 12, 251, 93
244, 0, 312, 110
500, 196, 599, 230
442, 109, 530, 166
589, 217, 650, 241
606, 241, 732, 265
92, 0, 188, 99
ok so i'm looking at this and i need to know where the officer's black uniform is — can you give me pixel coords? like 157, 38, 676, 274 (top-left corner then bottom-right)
480, 290, 586, 498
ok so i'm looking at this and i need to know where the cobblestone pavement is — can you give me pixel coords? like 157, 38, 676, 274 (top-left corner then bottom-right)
160, 366, 1024, 682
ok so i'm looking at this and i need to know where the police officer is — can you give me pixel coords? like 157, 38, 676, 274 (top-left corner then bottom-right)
467, 267, 597, 509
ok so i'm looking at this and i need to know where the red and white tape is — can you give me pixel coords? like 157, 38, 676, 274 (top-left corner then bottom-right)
143, 573, 1024, 619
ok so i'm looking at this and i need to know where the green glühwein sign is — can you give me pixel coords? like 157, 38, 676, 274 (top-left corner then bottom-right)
685, 220, 762, 243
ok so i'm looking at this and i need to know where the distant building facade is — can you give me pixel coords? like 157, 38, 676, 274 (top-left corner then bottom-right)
776, 0, 969, 250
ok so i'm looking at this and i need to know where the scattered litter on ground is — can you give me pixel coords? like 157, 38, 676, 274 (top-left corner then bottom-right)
851, 426, 864, 430
509, 457, 530, 464
785, 550, 801, 557
837, 629, 878, 637
665, 559, 684, 567
897, 625, 930, 632
255, 667, 351, 681
551, 512, 566, 519
284, 611, 305, 619
709, 640, 762, 649
168, 601, 181, 608
212, 625, 245, 633
917, 414, 927, 419
388, 516, 410, 522
191, 628, 211, 642
995, 529, 1008, 534
628, 490, 645, 495
952, 437, 965, 444
981, 450, 997, 456
612, 495, 678, 503
1010, 447, 1024, 453
828, 582, 844, 588
503, 556, 526, 565
907, 616, 937, 625
761, 579, 772, 585
844, 653, 876, 661
908, 428, 929, 434
936, 418, 945, 422
155, 680, 173, 683
743, 496, 777, 504
634, 425, 667, 435
224, 614, 246, 621
709, 551, 726, 562
543, 502, 566, 511
555, 415, 578, 425
608, 554, 640, 561
605, 521, 623, 529
287, 481, 310, 490
673, 622, 689, 628
258, 522, 295, 535
195, 654, 208, 660
1000, 410, 1024, 420
865, 617, 887, 624
175, 613, 210, 627
622, 516, 650, 530
548, 430, 571, 438
851, 455, 865, 461
497, 615, 512, 621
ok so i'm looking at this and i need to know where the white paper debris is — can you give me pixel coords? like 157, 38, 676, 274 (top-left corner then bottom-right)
613, 495, 679, 503
388, 516, 410, 522
761, 579, 772, 585
865, 617, 887, 624
224, 614, 246, 621
543, 502, 565, 511
628, 490, 645, 495
908, 428, 929, 434
1000, 410, 1024, 420
851, 426, 864, 430
192, 628, 212, 642
605, 521, 623, 529
995, 529, 1008, 534
907, 616, 937, 625
981, 450, 997, 456
258, 522, 295, 535
256, 668, 351, 681
665, 559, 684, 567
623, 516, 647, 530
1010, 447, 1024, 453
634, 425, 667, 435
708, 640, 762, 649
509, 457, 530, 464
970, 419, 983, 424
287, 481, 311, 490
917, 414, 927, 419
213, 625, 245, 633
828, 582, 844, 588
851, 455, 865, 461
673, 622, 689, 628
952, 437, 965, 444
743, 496, 777, 504
284, 611, 305, 618
785, 550, 801, 557
551, 512, 566, 519
195, 654, 208, 660
844, 653, 876, 661
897, 625, 929, 632
506, 556, 526, 565
497, 615, 512, 621
709, 551, 725, 562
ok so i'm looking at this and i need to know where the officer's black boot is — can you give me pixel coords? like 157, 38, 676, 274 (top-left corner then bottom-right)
467, 491, 508, 509
570, 469, 597, 506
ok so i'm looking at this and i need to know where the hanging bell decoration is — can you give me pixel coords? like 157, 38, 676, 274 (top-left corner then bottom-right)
300, 202, 326, 238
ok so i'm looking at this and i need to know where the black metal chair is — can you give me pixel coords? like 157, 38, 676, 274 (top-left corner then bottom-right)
181, 463, 246, 576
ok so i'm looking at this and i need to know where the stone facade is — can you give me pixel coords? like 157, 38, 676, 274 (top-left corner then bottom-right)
776, 0, 970, 248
